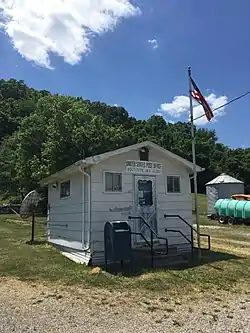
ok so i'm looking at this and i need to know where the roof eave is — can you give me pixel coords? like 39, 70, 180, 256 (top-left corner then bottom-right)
188, 166, 205, 174
39, 160, 94, 187
39, 140, 205, 186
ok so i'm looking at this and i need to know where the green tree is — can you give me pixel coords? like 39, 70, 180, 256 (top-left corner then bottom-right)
0, 78, 249, 200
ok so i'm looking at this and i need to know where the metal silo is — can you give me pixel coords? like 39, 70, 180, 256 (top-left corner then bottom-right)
206, 173, 244, 216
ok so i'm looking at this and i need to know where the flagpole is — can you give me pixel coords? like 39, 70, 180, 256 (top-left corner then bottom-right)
188, 66, 201, 257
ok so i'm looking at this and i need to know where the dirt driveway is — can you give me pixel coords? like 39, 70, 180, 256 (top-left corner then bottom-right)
0, 278, 250, 333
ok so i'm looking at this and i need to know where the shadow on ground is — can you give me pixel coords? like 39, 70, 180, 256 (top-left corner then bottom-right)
103, 250, 245, 277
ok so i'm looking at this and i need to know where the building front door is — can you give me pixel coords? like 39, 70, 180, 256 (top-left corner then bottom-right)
133, 176, 157, 244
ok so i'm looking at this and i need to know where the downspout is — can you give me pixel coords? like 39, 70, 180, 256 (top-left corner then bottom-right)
79, 166, 91, 251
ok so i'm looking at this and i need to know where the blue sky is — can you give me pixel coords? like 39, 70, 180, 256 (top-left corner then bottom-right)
0, 0, 249, 148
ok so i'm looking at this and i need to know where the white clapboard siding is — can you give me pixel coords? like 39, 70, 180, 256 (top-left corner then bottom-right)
91, 212, 131, 224
91, 191, 133, 203
49, 213, 83, 223
91, 182, 133, 194
90, 155, 134, 230
46, 144, 196, 262
89, 146, 194, 248
48, 171, 84, 249
157, 199, 192, 211
48, 238, 83, 251
50, 204, 84, 214
49, 229, 82, 242
48, 221, 83, 231
157, 217, 192, 231
91, 201, 133, 213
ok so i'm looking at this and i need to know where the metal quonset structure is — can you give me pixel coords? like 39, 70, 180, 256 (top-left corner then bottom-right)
206, 173, 244, 216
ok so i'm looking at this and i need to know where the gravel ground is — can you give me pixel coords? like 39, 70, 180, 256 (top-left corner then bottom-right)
0, 278, 250, 333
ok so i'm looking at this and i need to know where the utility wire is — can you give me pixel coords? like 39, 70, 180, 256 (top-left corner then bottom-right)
193, 91, 250, 121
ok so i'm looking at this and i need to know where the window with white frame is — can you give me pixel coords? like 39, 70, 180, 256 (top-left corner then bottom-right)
166, 176, 181, 193
60, 180, 71, 198
105, 172, 122, 192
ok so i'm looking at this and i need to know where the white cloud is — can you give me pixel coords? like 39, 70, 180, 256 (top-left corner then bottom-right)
160, 96, 190, 117
0, 0, 140, 69
148, 38, 158, 49
155, 112, 163, 116
159, 93, 228, 125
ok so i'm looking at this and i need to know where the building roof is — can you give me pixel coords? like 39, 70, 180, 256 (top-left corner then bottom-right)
40, 140, 205, 186
206, 173, 244, 185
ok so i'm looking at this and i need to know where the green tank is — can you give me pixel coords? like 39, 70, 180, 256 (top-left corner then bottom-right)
242, 201, 250, 219
227, 200, 237, 217
214, 199, 231, 216
214, 199, 250, 220
235, 201, 247, 218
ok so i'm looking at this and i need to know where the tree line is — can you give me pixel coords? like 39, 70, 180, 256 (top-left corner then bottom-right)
0, 78, 249, 203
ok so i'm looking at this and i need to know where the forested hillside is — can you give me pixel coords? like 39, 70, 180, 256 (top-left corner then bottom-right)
0, 79, 249, 203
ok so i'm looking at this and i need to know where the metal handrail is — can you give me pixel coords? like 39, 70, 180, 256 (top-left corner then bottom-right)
164, 214, 211, 251
128, 215, 169, 267
128, 215, 169, 246
165, 228, 192, 244
164, 228, 194, 256
131, 232, 152, 249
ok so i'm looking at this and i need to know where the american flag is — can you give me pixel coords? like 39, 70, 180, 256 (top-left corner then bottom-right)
191, 77, 214, 121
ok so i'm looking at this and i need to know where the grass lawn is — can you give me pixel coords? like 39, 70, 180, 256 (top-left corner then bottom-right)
1, 196, 250, 295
